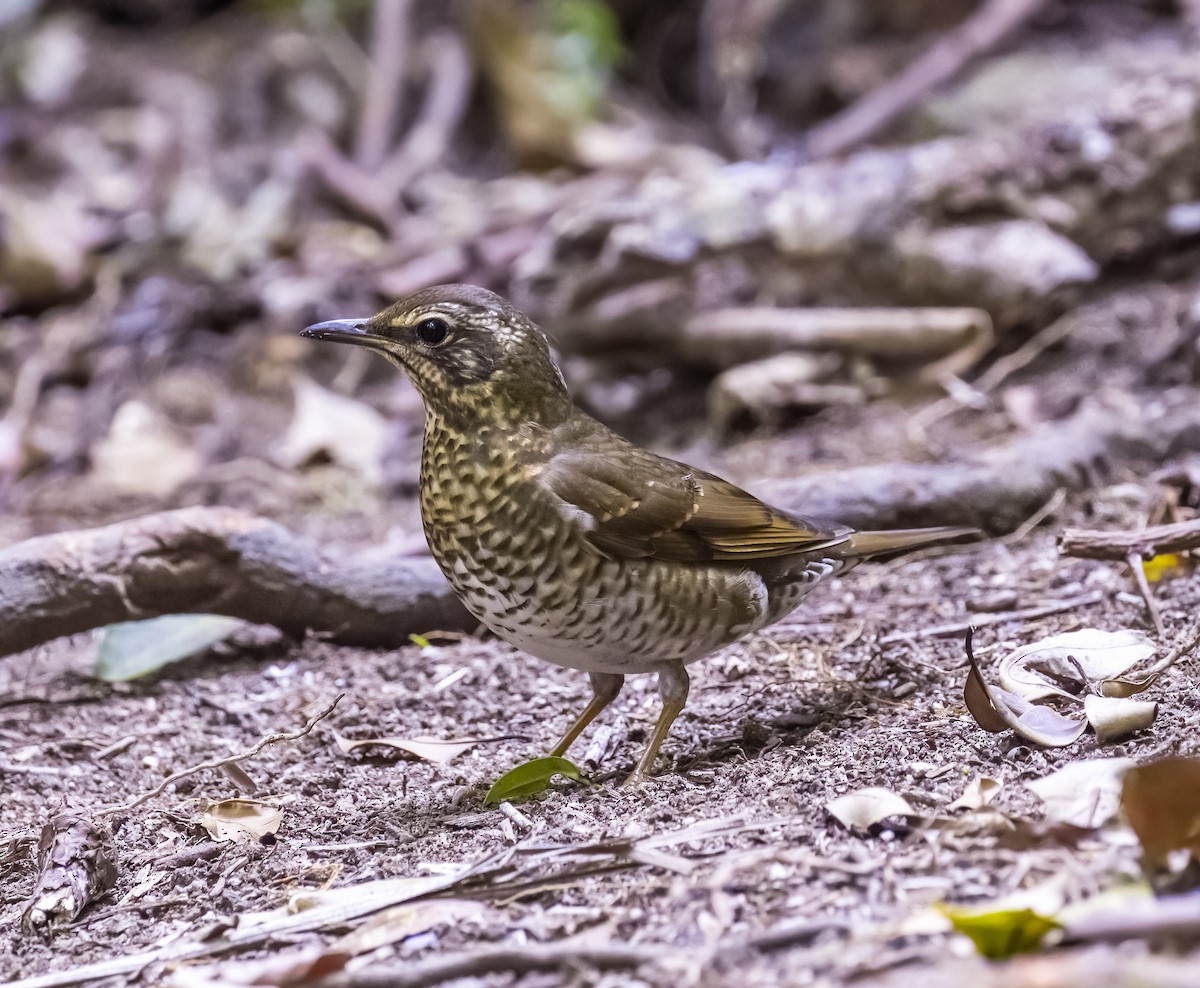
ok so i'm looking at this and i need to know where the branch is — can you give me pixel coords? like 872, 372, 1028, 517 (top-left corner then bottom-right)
803, 0, 1052, 159
0, 507, 472, 659
1058, 519, 1200, 561
321, 944, 664, 988
756, 397, 1200, 533
354, 0, 417, 171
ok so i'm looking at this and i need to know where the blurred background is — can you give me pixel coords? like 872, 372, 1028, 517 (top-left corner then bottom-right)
2, 0, 1199, 545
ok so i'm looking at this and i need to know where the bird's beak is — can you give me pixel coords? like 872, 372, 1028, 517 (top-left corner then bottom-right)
300, 319, 387, 349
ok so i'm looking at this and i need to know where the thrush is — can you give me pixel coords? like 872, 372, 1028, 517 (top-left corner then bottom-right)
302, 286, 975, 784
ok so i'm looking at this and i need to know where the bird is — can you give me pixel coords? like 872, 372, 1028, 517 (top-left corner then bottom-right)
302, 285, 976, 784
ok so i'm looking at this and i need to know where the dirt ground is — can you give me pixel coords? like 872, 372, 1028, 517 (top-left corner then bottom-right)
3, 387, 1199, 987
4, 2, 1200, 984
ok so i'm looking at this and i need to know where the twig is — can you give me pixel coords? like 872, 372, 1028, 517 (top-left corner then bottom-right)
803, 0, 1052, 158
1058, 518, 1200, 561
1126, 550, 1165, 638
320, 944, 665, 988
1060, 518, 1200, 637
1063, 891, 1200, 946
96, 695, 342, 817
354, 0, 416, 171
376, 30, 473, 197
908, 313, 1079, 443
879, 591, 1104, 644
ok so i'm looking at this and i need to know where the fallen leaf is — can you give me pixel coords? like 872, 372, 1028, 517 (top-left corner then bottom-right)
90, 400, 202, 497
826, 787, 915, 829
199, 799, 283, 844
1084, 694, 1157, 743
1121, 757, 1200, 869
1142, 553, 1185, 583
95, 614, 247, 682
333, 732, 487, 765
275, 376, 389, 485
964, 654, 1087, 747
483, 756, 585, 805
939, 904, 1061, 960
999, 629, 1157, 701
337, 899, 487, 955
1026, 758, 1134, 829
948, 775, 1002, 811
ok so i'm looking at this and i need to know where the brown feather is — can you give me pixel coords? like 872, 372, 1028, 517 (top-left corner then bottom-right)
539, 428, 851, 563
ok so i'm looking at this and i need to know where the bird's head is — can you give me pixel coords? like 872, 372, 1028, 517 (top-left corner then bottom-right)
301, 285, 571, 424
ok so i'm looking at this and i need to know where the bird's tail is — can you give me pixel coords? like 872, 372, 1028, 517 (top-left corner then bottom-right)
836, 526, 980, 560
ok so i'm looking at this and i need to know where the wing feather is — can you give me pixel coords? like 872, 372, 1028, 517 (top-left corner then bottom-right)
538, 440, 850, 563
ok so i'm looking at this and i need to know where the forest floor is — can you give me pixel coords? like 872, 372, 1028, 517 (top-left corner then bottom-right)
3, 381, 1199, 988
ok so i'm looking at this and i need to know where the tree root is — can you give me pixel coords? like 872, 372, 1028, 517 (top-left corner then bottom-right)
0, 506, 472, 660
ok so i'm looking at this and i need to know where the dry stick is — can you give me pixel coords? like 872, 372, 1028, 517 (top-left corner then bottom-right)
759, 398, 1200, 533
354, 0, 416, 171
680, 307, 992, 370
1058, 518, 1200, 639
376, 30, 473, 197
322, 944, 666, 988
1058, 518, 1200, 560
0, 506, 472, 661
878, 591, 1104, 645
96, 694, 342, 817
803, 0, 1052, 159
908, 314, 1080, 444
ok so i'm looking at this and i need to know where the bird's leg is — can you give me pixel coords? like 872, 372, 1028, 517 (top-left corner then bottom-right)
625, 662, 690, 786
549, 671, 624, 758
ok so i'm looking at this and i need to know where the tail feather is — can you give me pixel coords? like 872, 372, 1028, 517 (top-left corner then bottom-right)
838, 526, 980, 559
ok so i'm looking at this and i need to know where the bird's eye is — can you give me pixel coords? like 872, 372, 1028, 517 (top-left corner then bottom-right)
416, 318, 449, 345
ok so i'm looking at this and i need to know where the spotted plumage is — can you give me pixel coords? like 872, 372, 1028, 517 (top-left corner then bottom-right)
302, 286, 975, 783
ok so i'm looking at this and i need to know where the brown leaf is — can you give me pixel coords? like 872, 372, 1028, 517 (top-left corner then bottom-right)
1121, 757, 1200, 868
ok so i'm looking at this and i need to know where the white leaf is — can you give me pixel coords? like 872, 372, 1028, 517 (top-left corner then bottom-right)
827, 787, 915, 829
1025, 758, 1135, 829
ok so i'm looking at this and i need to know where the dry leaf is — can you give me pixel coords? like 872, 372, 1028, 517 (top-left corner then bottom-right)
1121, 757, 1200, 868
275, 377, 388, 485
1026, 759, 1134, 829
999, 629, 1157, 701
333, 732, 487, 764
91, 401, 201, 497
827, 787, 915, 829
1083, 694, 1157, 743
964, 649, 1087, 747
949, 775, 1002, 811
198, 799, 283, 844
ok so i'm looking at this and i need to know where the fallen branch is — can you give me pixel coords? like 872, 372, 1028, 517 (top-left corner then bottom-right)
0, 506, 472, 660
680, 307, 992, 369
756, 397, 1200, 532
1058, 518, 1200, 561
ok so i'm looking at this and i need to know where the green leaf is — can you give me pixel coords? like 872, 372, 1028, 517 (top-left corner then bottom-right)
939, 905, 1062, 960
95, 614, 246, 682
483, 756, 585, 806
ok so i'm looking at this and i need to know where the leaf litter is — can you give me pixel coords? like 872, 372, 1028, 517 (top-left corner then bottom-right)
963, 627, 1178, 747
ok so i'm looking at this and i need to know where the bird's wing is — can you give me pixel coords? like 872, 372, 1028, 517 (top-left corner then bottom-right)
538, 442, 851, 563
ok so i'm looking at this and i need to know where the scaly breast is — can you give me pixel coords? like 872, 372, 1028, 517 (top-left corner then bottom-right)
418, 419, 819, 673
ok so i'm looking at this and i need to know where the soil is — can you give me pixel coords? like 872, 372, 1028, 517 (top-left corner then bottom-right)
3, 391, 1199, 987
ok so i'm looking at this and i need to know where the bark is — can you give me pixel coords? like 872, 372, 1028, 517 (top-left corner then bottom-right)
0, 507, 472, 660
755, 397, 1200, 533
